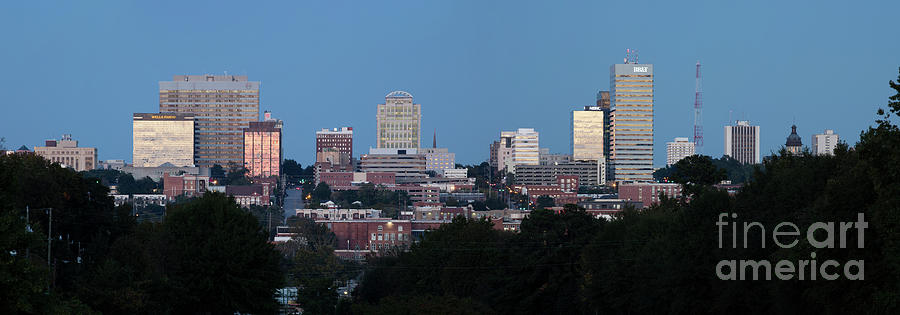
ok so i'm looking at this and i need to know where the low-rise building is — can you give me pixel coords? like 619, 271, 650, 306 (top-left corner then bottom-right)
359, 148, 426, 182
163, 172, 210, 200
295, 208, 383, 220
618, 183, 682, 207
225, 185, 271, 207
33, 134, 97, 172
577, 198, 643, 218
514, 160, 602, 187
441, 168, 468, 179
420, 148, 455, 172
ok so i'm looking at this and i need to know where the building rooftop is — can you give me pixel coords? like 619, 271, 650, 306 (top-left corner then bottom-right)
786, 125, 802, 146
385, 90, 413, 99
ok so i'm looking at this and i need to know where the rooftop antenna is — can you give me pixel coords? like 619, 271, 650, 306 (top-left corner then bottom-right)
624, 48, 639, 64
693, 61, 704, 152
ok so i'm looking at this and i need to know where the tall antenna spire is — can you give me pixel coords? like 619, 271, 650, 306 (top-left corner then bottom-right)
433, 129, 436, 148
693, 61, 704, 151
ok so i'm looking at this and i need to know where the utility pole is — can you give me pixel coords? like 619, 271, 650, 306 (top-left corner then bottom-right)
47, 208, 52, 267
47, 207, 52, 294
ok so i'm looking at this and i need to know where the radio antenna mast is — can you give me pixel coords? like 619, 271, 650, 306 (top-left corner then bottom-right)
693, 61, 704, 151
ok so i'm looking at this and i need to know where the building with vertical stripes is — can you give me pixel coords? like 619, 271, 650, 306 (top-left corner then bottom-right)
724, 120, 760, 164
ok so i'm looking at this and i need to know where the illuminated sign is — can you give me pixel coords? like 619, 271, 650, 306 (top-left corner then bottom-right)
151, 115, 177, 119
633, 66, 648, 73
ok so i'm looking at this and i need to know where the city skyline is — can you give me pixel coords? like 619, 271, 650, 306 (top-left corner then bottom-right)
1, 1, 896, 166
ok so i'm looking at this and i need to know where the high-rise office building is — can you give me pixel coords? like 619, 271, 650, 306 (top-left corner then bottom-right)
724, 120, 760, 164
784, 125, 802, 155
573, 106, 606, 162
243, 116, 282, 178
132, 113, 194, 167
610, 63, 654, 182
159, 75, 260, 168
498, 128, 539, 173
376, 91, 421, 149
812, 129, 839, 156
34, 134, 97, 172
666, 137, 695, 166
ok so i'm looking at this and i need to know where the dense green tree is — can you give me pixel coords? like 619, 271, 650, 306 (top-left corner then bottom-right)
163, 192, 284, 314
226, 166, 251, 186
210, 164, 226, 184
313, 182, 332, 201
535, 195, 554, 209
283, 159, 304, 185
654, 155, 756, 184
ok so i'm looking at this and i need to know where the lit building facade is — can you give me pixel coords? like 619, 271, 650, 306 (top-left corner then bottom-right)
499, 128, 539, 173
159, 75, 260, 168
376, 91, 421, 149
724, 120, 760, 164
610, 63, 654, 182
34, 134, 97, 172
572, 106, 606, 162
243, 119, 282, 178
420, 148, 455, 172
812, 129, 839, 156
132, 113, 194, 167
666, 137, 695, 166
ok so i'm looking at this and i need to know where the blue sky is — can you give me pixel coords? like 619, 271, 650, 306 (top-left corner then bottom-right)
1, 0, 897, 167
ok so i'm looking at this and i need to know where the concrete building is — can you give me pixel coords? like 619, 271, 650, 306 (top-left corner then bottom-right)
359, 148, 426, 181
420, 148, 455, 172
159, 75, 260, 168
572, 106, 606, 163
316, 127, 353, 160
785, 125, 802, 155
132, 113, 194, 167
496, 132, 514, 174
618, 182, 682, 208
666, 137, 695, 166
243, 117, 283, 178
124, 165, 209, 182
609, 62, 655, 183
539, 149, 572, 166
376, 91, 421, 149
295, 208, 383, 220
497, 128, 539, 173
317, 172, 396, 190
514, 160, 604, 187
812, 129, 839, 156
441, 168, 468, 179
724, 120, 761, 164
34, 134, 97, 172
